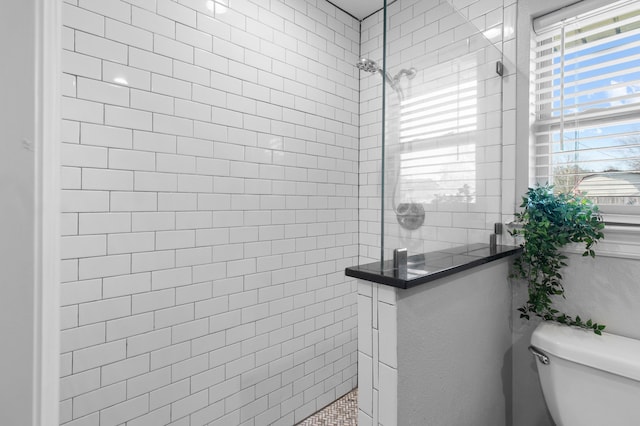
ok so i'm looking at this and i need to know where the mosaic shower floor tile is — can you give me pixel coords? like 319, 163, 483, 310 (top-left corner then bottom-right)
297, 388, 358, 426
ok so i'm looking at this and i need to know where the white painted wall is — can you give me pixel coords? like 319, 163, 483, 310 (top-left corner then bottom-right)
58, 0, 359, 424
397, 260, 512, 426
0, 3, 38, 424
1, 0, 60, 425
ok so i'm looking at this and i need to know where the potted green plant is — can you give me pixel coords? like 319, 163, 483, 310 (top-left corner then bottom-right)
510, 184, 607, 334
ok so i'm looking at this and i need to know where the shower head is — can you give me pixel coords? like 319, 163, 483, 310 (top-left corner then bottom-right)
356, 57, 394, 88
356, 57, 381, 73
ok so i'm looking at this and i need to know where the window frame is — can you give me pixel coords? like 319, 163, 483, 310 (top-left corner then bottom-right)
532, 0, 640, 218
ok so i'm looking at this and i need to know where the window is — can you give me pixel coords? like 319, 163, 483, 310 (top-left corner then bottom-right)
534, 0, 640, 209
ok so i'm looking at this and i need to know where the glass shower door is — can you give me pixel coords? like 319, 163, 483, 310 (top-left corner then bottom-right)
380, 0, 506, 261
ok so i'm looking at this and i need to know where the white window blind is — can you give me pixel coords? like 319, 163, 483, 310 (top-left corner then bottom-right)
534, 0, 640, 207
397, 61, 479, 204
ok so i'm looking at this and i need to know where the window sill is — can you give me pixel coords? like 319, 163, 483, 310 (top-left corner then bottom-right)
506, 214, 640, 260
562, 224, 640, 260
601, 212, 640, 226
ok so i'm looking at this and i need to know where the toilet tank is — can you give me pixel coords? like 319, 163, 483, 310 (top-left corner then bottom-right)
531, 322, 640, 426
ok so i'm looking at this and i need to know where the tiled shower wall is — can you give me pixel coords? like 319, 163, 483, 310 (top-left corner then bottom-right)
358, 0, 517, 263
59, 0, 359, 424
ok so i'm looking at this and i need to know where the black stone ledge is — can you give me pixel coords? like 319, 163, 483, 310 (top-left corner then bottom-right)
345, 243, 522, 290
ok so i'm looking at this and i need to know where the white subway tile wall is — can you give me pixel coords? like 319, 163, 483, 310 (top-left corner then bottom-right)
60, 0, 358, 425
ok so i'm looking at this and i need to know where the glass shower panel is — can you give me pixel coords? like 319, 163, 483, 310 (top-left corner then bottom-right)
382, 0, 504, 260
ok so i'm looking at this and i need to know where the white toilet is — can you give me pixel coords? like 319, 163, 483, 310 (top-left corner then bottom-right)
530, 322, 640, 426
